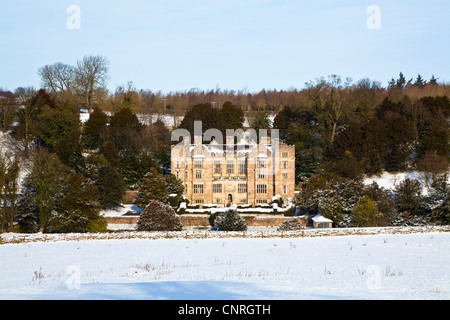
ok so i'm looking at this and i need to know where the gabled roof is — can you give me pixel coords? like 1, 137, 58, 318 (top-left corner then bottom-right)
312, 214, 333, 223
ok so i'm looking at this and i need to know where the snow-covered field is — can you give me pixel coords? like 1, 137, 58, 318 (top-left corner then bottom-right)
1, 227, 449, 300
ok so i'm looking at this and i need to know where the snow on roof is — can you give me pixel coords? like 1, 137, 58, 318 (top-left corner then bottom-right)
312, 214, 333, 223
203, 144, 257, 154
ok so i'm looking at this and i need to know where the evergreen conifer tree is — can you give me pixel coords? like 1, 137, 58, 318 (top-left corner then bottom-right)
414, 74, 426, 88
135, 167, 169, 208
352, 196, 379, 227
393, 178, 423, 216
178, 103, 221, 140
82, 107, 107, 149
47, 174, 102, 233
363, 182, 396, 226
23, 150, 73, 231
96, 164, 126, 208
16, 188, 40, 233
219, 101, 244, 133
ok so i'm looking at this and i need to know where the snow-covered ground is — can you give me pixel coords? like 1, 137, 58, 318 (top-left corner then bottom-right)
80, 112, 276, 128
363, 170, 449, 195
100, 204, 143, 217
364, 171, 425, 189
1, 228, 449, 300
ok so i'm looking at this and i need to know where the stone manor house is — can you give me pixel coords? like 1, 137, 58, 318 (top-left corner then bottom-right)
171, 134, 295, 207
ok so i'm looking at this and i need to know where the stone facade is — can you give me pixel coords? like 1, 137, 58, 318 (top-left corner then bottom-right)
171, 136, 295, 207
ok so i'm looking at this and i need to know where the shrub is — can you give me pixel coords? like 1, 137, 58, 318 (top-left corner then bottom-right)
88, 217, 108, 233
176, 202, 187, 215
283, 198, 297, 217
167, 194, 180, 208
271, 195, 283, 207
432, 196, 449, 225
214, 209, 247, 231
277, 218, 304, 231
208, 211, 221, 227
137, 200, 183, 231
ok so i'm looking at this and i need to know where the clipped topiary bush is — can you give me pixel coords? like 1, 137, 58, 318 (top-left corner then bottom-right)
208, 211, 221, 227
137, 200, 183, 231
277, 218, 304, 231
214, 209, 247, 231
271, 195, 283, 207
283, 197, 296, 217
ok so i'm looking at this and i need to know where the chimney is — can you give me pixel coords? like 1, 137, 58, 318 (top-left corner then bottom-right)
194, 134, 202, 146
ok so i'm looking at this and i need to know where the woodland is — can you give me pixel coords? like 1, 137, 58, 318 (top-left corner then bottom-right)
0, 56, 448, 232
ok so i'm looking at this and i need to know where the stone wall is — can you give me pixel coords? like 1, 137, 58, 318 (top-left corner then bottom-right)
106, 214, 307, 228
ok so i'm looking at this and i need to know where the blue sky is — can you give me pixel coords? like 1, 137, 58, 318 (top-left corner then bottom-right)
0, 0, 449, 93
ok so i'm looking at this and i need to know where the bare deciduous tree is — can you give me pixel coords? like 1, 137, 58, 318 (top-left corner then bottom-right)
38, 62, 75, 95
305, 75, 354, 145
0, 151, 19, 232
0, 91, 17, 133
15, 87, 37, 156
75, 55, 110, 109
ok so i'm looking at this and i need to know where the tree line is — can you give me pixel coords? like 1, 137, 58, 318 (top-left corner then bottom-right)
0, 54, 449, 232
171, 74, 449, 227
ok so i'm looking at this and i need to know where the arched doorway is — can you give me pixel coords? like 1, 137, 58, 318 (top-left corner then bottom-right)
227, 194, 233, 206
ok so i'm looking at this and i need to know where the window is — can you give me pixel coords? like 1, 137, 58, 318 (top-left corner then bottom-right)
256, 184, 267, 194
282, 152, 289, 158
195, 170, 203, 179
175, 171, 180, 179
256, 199, 268, 204
282, 172, 288, 180
215, 199, 223, 204
214, 161, 222, 174
239, 199, 246, 203
194, 199, 204, 204
213, 184, 222, 193
238, 159, 247, 174
238, 184, 247, 193
283, 185, 288, 194
227, 160, 234, 174
174, 161, 181, 169
257, 160, 266, 168
257, 169, 267, 179
193, 184, 204, 194
282, 161, 288, 169
194, 160, 203, 168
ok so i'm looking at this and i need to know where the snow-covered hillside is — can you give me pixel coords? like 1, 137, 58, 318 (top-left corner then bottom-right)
363, 171, 449, 195
1, 228, 449, 300
80, 112, 276, 128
